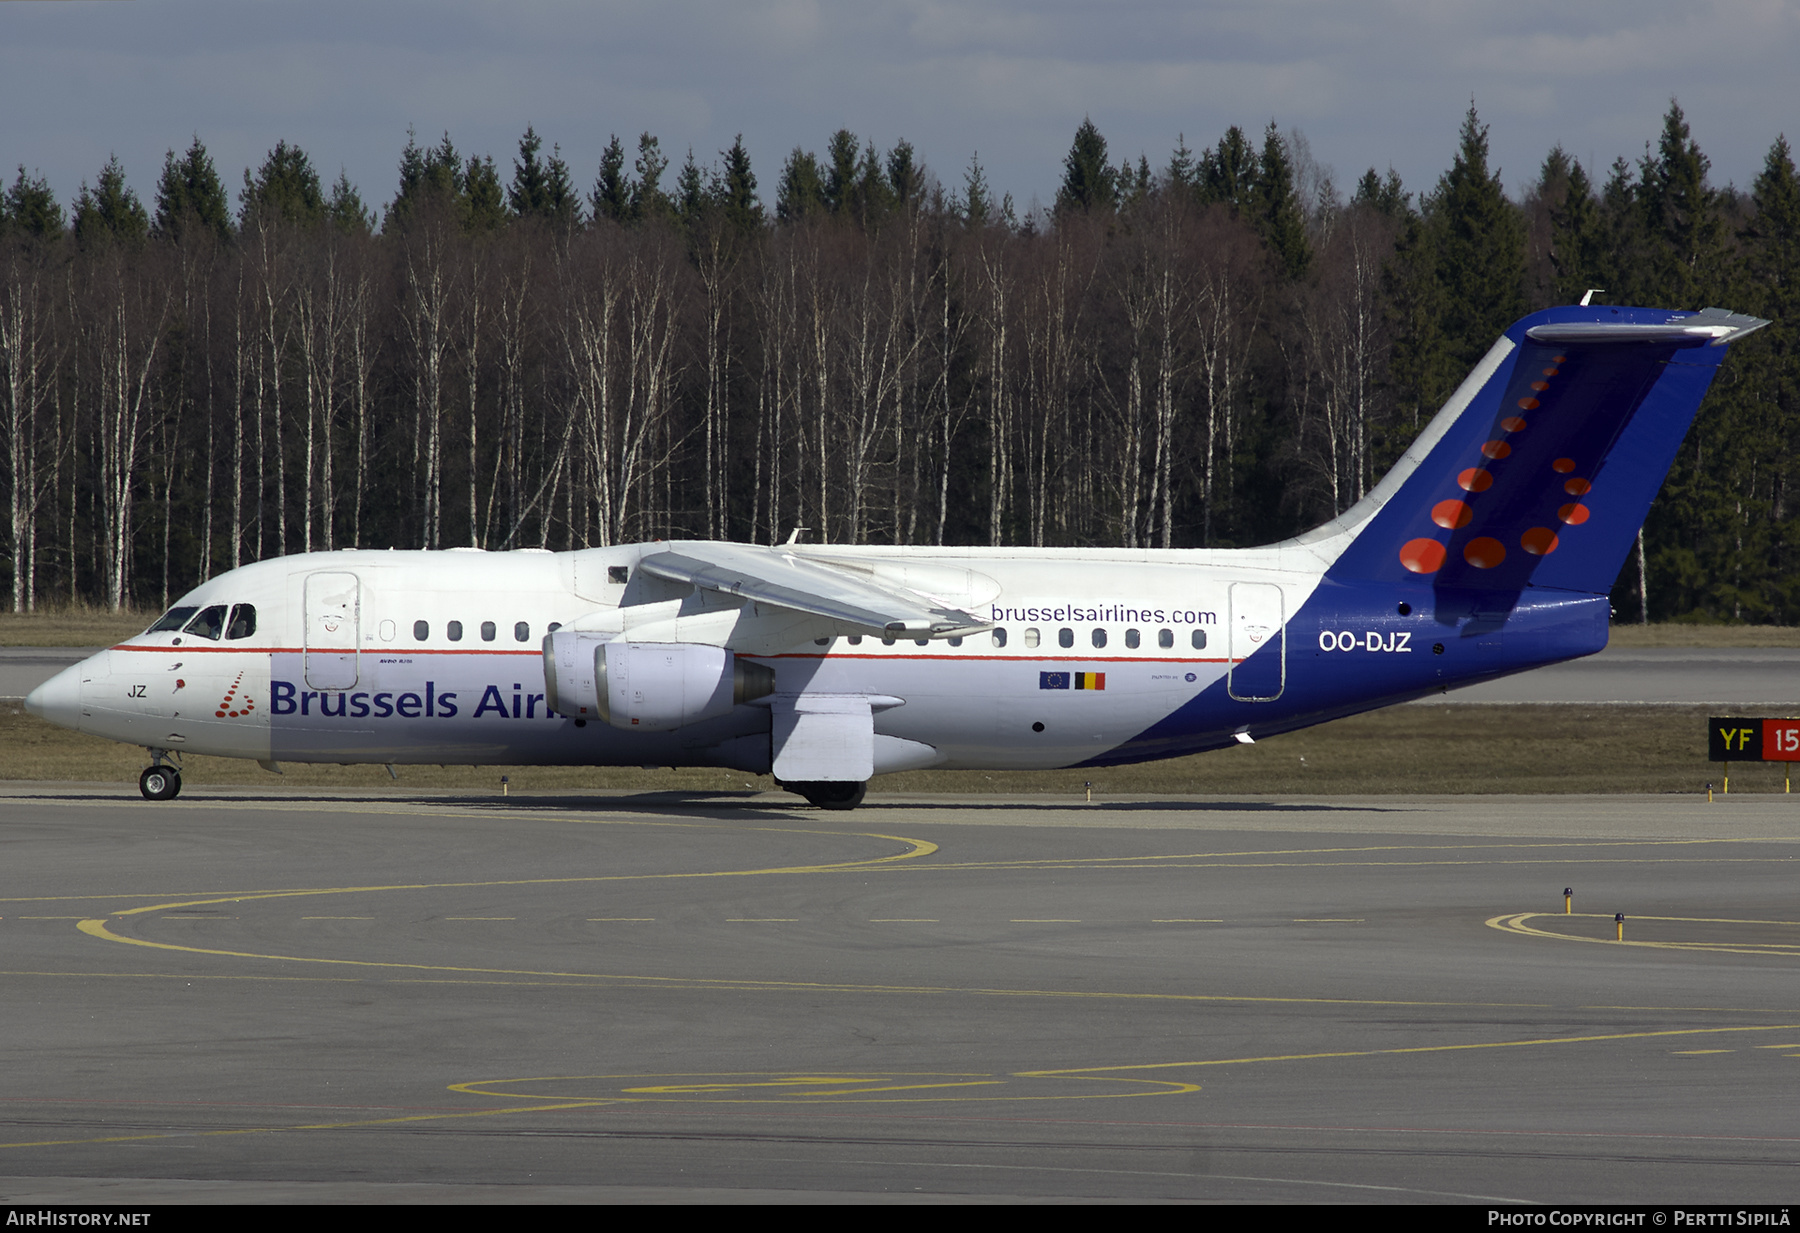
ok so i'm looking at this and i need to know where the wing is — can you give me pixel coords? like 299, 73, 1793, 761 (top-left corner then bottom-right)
636, 543, 993, 639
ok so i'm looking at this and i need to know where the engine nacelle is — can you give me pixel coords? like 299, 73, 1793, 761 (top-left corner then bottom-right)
595, 641, 774, 731
544, 633, 774, 729
541, 630, 611, 719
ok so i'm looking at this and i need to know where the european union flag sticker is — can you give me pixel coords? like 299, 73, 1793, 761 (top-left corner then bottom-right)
1039, 671, 1070, 690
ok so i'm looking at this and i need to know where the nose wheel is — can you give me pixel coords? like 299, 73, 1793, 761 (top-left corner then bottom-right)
139, 765, 182, 801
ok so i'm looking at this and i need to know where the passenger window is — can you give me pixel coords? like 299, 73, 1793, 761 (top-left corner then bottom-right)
948, 636, 962, 647
514, 621, 530, 642
1024, 628, 1040, 648
547, 622, 562, 633
990, 628, 1007, 648
226, 604, 257, 640
1058, 627, 1074, 648
1091, 628, 1107, 649
881, 635, 895, 646
413, 620, 429, 641
914, 637, 928, 647
1192, 629, 1208, 650
1125, 628, 1140, 649
183, 605, 227, 641
1158, 628, 1174, 649
481, 621, 497, 642
847, 635, 863, 645
815, 638, 829, 646
148, 606, 198, 633
447, 620, 463, 642
608, 566, 629, 584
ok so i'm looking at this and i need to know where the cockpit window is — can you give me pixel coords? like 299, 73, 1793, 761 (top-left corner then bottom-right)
147, 606, 198, 634
226, 604, 257, 640
182, 605, 228, 641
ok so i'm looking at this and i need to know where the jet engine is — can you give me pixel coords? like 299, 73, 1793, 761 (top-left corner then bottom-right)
542, 630, 773, 731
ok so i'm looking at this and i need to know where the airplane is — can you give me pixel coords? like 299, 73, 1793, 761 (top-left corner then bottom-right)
25, 303, 1770, 808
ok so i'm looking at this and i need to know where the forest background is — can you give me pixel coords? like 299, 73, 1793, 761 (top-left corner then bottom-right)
2, 102, 1796, 624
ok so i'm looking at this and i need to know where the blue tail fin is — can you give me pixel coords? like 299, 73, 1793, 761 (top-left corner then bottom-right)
1324, 305, 1768, 596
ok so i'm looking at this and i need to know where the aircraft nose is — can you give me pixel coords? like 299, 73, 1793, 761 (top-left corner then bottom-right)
24, 662, 84, 732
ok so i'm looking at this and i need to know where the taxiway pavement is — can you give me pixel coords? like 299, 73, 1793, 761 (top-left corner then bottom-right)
1, 787, 1796, 1203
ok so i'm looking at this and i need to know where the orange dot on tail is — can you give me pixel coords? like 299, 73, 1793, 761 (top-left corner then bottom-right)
1500, 416, 1527, 432
1552, 355, 1567, 362
1521, 527, 1560, 555
1543, 367, 1560, 376
1552, 457, 1576, 473
1559, 503, 1590, 525
1530, 380, 1549, 392
1564, 477, 1591, 495
1517, 397, 1540, 410
215, 710, 227, 718
1432, 499, 1473, 529
1482, 440, 1511, 460
1399, 538, 1447, 574
1458, 468, 1494, 492
1464, 537, 1506, 568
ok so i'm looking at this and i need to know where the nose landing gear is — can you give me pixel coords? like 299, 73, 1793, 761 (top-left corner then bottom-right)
139, 750, 182, 801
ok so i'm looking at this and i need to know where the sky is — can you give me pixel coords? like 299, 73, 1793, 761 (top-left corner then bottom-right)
3, 0, 1797, 220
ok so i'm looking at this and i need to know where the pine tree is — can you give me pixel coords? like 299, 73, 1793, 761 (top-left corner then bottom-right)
1546, 151, 1601, 304
1055, 117, 1117, 215
777, 148, 825, 221
464, 155, 507, 231
590, 134, 629, 224
326, 171, 373, 235
1166, 135, 1197, 199
961, 153, 993, 229
153, 137, 230, 243
630, 132, 671, 223
1199, 126, 1257, 211
1639, 100, 1724, 307
1254, 122, 1310, 278
1, 167, 65, 241
73, 154, 150, 246
241, 140, 324, 228
886, 139, 921, 209
507, 126, 553, 218
386, 130, 466, 229
1428, 105, 1525, 371
716, 135, 761, 234
675, 148, 710, 227
1351, 166, 1409, 218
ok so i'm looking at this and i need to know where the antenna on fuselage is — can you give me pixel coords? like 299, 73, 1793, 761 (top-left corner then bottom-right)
1579, 289, 1604, 306
785, 526, 809, 545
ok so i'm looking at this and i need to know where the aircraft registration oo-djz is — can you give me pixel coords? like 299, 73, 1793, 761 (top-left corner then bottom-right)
25, 304, 1770, 808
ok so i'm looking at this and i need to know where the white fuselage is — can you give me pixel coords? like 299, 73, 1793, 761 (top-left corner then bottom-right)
34, 539, 1339, 775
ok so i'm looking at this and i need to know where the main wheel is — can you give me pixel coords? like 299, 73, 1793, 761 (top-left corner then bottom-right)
792, 781, 867, 811
139, 766, 181, 801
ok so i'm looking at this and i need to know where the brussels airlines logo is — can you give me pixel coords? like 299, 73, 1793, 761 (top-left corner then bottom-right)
269, 679, 558, 720
215, 672, 256, 719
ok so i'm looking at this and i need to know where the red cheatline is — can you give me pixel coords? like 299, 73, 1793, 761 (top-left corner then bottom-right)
1464, 537, 1506, 568
1399, 538, 1447, 574
1482, 440, 1511, 459
1564, 477, 1592, 495
1432, 499, 1473, 529
1458, 468, 1494, 492
1552, 457, 1576, 473
1520, 527, 1560, 555
1559, 503, 1591, 525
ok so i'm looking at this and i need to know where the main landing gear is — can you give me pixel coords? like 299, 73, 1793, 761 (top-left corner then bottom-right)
139, 751, 182, 801
787, 781, 867, 811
